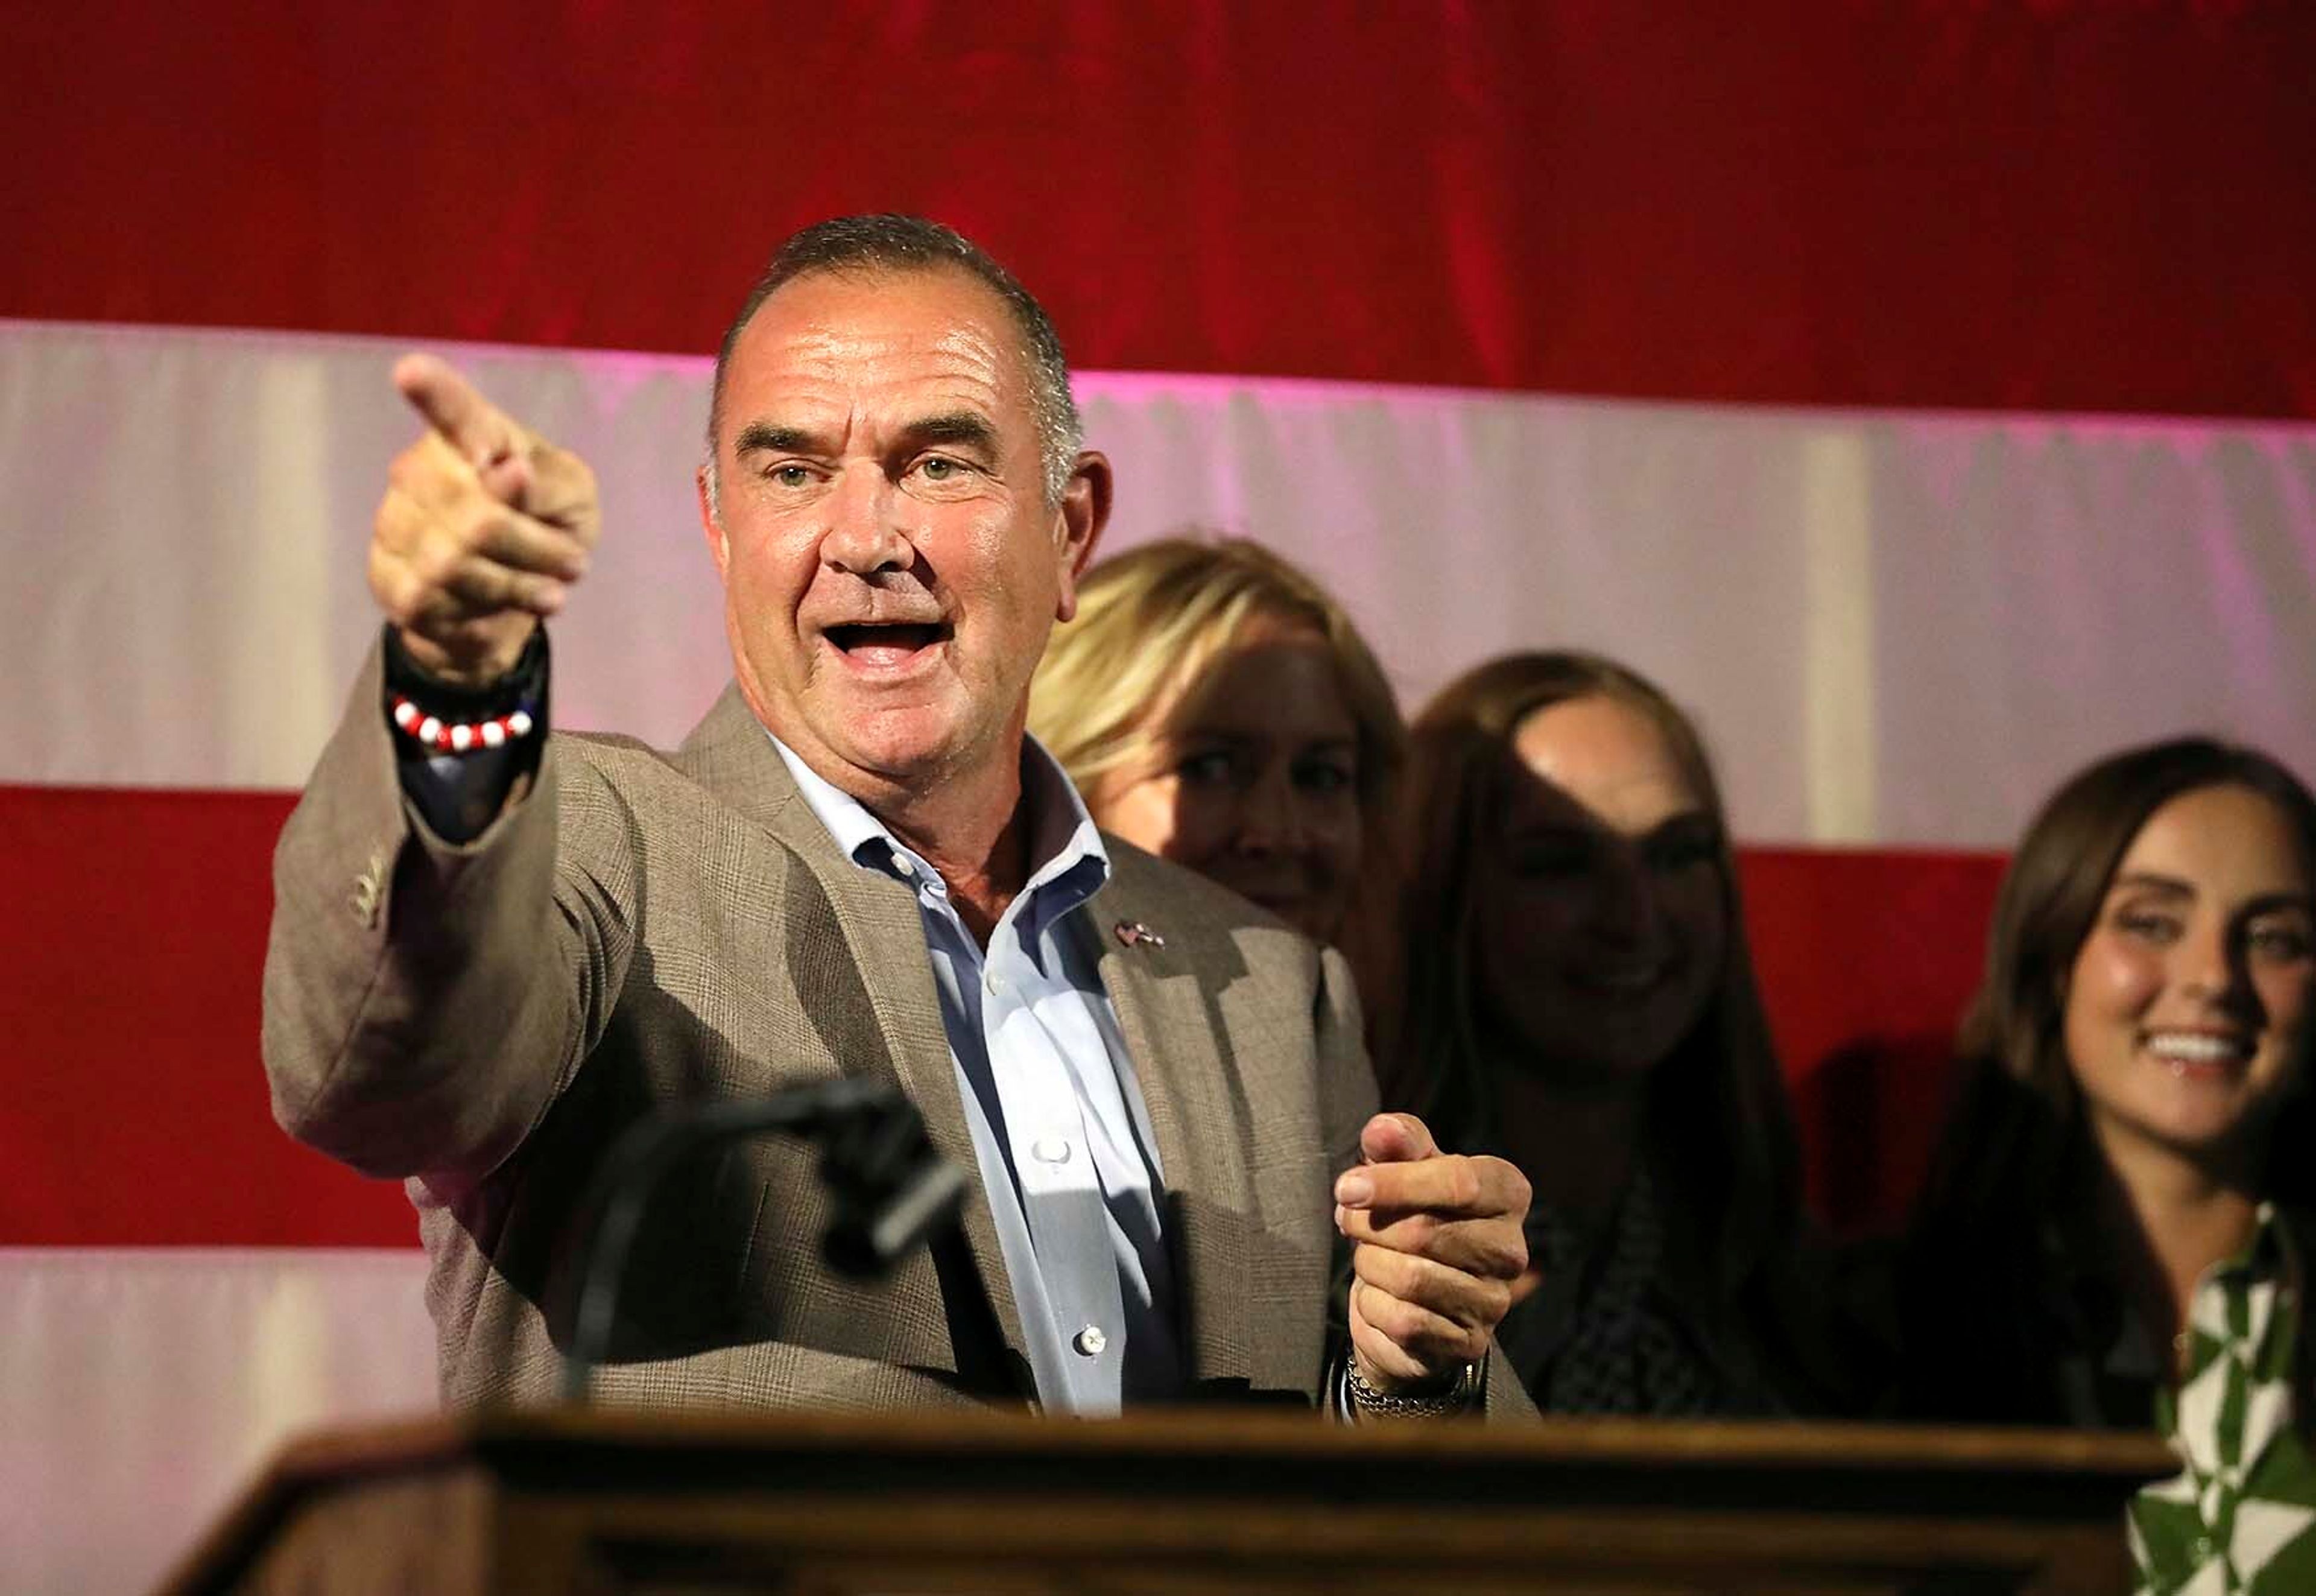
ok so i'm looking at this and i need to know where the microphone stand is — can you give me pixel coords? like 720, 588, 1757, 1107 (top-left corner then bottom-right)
559, 1078, 968, 1404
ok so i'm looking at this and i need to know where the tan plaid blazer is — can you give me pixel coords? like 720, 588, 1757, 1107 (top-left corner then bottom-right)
264, 645, 1405, 1413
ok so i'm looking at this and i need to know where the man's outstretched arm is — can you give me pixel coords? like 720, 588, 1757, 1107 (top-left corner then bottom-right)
263, 358, 620, 1191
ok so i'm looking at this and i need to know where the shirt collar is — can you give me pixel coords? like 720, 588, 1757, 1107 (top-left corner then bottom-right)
2050, 1198, 2293, 1387
764, 730, 1110, 937
2053, 1199, 2290, 1290
2218, 1199, 2289, 1284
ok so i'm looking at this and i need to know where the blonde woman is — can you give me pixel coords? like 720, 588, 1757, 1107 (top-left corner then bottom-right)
1028, 536, 1403, 957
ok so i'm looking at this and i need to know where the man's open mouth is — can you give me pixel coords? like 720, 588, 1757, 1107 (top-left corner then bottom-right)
824, 621, 952, 665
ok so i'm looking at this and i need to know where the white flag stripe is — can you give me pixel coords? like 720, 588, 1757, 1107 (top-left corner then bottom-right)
6, 319, 2315, 846
0, 1247, 435, 1596
1800, 430, 1879, 843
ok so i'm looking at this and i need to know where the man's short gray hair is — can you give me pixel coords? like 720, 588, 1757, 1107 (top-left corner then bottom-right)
704, 214, 1083, 516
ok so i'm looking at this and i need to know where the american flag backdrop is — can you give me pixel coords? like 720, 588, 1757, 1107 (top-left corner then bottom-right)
4, 6, 2315, 1589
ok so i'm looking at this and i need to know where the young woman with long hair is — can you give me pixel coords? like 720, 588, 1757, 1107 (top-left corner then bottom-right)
1903, 737, 2316, 1591
1382, 650, 1838, 1415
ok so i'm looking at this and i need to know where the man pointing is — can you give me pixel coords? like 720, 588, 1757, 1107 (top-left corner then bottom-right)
265, 215, 1531, 1417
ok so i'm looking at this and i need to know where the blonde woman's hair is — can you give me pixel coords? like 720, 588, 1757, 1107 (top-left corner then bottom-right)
1031, 536, 1402, 809
1028, 534, 1406, 949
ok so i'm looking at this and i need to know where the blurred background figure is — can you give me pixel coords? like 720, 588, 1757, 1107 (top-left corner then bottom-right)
1381, 651, 1844, 1416
1029, 536, 1403, 966
1901, 739, 2316, 1591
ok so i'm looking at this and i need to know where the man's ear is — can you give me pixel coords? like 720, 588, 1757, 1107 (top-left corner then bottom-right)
697, 464, 729, 578
1054, 449, 1112, 623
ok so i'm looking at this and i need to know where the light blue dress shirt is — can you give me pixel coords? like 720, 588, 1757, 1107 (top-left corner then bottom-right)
768, 733, 1182, 1414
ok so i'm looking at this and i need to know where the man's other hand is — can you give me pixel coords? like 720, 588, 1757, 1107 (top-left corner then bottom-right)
370, 354, 601, 687
1334, 1112, 1531, 1394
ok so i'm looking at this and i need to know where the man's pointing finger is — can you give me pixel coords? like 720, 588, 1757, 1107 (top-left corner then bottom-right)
394, 352, 519, 470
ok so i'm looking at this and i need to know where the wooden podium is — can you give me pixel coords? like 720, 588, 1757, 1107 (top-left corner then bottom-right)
159, 1407, 2172, 1595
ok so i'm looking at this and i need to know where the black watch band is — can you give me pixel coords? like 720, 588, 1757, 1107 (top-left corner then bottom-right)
380, 623, 549, 724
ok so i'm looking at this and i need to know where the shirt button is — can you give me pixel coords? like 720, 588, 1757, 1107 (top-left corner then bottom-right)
1031, 1137, 1073, 1165
985, 969, 1007, 996
892, 855, 914, 877
1073, 1325, 1107, 1357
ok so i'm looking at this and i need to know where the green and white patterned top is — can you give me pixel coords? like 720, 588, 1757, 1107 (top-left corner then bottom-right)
2131, 1204, 2316, 1595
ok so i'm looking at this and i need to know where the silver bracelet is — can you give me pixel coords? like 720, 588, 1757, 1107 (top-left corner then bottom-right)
1343, 1357, 1481, 1420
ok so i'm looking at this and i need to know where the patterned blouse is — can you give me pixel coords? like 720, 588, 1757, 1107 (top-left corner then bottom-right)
1492, 1166, 1797, 1416
2132, 1204, 2315, 1595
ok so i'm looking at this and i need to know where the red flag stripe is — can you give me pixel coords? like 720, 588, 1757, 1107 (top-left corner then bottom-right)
2, 4, 2312, 417
0, 784, 1998, 1247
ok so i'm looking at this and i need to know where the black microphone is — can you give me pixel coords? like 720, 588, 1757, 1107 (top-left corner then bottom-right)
559, 1078, 969, 1403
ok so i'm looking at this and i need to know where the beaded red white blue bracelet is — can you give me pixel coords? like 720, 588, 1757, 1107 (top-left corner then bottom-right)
389, 694, 537, 755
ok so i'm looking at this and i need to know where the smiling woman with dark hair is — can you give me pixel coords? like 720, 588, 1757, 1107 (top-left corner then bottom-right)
1901, 736, 2316, 1592
1380, 650, 1844, 1416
